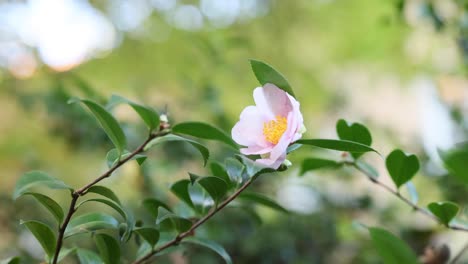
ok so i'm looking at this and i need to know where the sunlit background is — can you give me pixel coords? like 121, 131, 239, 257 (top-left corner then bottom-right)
1, 0, 468, 263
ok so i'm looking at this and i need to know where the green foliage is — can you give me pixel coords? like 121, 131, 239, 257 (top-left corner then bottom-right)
134, 227, 160, 248
385, 149, 420, 189
225, 157, 245, 184
170, 179, 194, 209
297, 139, 378, 154
439, 144, 468, 185
77, 199, 126, 220
0, 257, 20, 264
94, 233, 120, 264
86, 185, 122, 205
142, 198, 171, 219
427, 202, 459, 226
197, 176, 228, 204
21, 192, 64, 223
368, 227, 419, 264
300, 158, 342, 175
336, 119, 372, 159
172, 122, 238, 149
209, 162, 232, 185
183, 237, 233, 264
238, 192, 288, 213
156, 207, 192, 233
76, 249, 103, 264
13, 171, 72, 200
65, 213, 119, 237
106, 149, 147, 168
249, 59, 295, 97
21, 220, 56, 259
107, 95, 160, 132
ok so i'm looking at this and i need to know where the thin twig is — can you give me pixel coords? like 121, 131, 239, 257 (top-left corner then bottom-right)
132, 177, 256, 264
450, 242, 468, 264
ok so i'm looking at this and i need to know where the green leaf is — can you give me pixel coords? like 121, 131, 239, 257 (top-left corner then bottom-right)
355, 161, 379, 179
428, 201, 459, 226
300, 158, 342, 175
76, 248, 103, 264
94, 233, 120, 264
183, 237, 233, 264
286, 143, 302, 154
238, 192, 288, 213
0, 257, 20, 264
297, 139, 378, 154
236, 155, 275, 178
77, 199, 126, 220
336, 119, 372, 159
197, 176, 228, 204
144, 134, 209, 166
369, 227, 419, 264
134, 227, 160, 248
249, 59, 295, 98
69, 98, 126, 155
65, 213, 119, 237
22, 192, 64, 223
385, 149, 420, 189
13, 171, 72, 200
142, 198, 171, 219
439, 144, 468, 184
172, 122, 238, 149
86, 185, 121, 205
21, 220, 56, 259
225, 158, 245, 184
107, 95, 160, 132
170, 179, 194, 209
107, 148, 147, 168
210, 162, 232, 187
156, 207, 192, 233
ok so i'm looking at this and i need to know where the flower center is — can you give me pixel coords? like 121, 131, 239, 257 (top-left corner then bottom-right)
263, 115, 288, 144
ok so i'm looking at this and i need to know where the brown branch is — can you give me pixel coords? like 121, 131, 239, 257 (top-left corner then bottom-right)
132, 177, 256, 264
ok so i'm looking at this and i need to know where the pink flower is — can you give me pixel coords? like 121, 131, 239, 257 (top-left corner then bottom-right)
232, 84, 305, 169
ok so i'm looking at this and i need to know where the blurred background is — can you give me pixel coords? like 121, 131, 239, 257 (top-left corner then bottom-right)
1, 0, 468, 263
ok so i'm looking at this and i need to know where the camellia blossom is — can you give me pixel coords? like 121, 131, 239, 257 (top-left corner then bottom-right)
232, 83, 305, 169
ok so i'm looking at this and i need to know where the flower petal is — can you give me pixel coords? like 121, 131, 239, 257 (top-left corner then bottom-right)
231, 105, 270, 147
255, 152, 286, 169
253, 84, 293, 119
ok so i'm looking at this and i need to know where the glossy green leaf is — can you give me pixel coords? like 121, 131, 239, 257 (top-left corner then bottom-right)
225, 158, 245, 183
21, 220, 56, 258
428, 201, 459, 226
238, 192, 288, 213
142, 198, 171, 219
69, 98, 126, 155
249, 59, 295, 98
198, 176, 228, 204
300, 158, 342, 175
134, 227, 160, 248
369, 227, 419, 264
13, 171, 72, 200
86, 185, 121, 205
385, 149, 420, 188
94, 233, 120, 264
77, 198, 126, 220
156, 207, 192, 233
336, 119, 372, 159
172, 122, 238, 149
65, 213, 119, 237
439, 144, 468, 184
76, 248, 103, 264
144, 134, 209, 166
107, 95, 160, 132
170, 179, 194, 208
22, 192, 64, 223
53, 247, 75, 263
183, 237, 233, 264
0, 257, 20, 264
210, 162, 232, 187
297, 139, 378, 154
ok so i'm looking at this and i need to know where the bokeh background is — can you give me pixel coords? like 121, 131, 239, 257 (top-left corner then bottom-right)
1, 0, 468, 263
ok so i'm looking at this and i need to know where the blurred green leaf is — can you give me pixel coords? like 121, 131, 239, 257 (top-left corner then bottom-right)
134, 227, 160, 248
87, 185, 121, 205
22, 192, 64, 223
68, 98, 126, 155
51, 247, 75, 263
238, 192, 288, 213
144, 134, 209, 166
297, 139, 378, 154
300, 158, 342, 175
198, 176, 228, 204
13, 171, 72, 200
77, 198, 126, 220
183, 237, 233, 264
249, 59, 295, 97
210, 162, 233, 187
65, 213, 119, 237
170, 179, 194, 209
21, 220, 56, 259
286, 143, 302, 154
172, 122, 238, 149
107, 95, 160, 132
428, 201, 459, 226
225, 158, 245, 183
439, 144, 468, 185
76, 248, 103, 264
142, 198, 171, 219
94, 233, 120, 264
0, 257, 20, 264
236, 155, 275, 178
385, 149, 419, 188
368, 227, 419, 264
336, 119, 372, 159
156, 207, 192, 233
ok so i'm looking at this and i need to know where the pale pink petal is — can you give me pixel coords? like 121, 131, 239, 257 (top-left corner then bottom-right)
240, 145, 274, 155
255, 152, 286, 169
253, 84, 292, 119
231, 106, 269, 147
269, 112, 296, 161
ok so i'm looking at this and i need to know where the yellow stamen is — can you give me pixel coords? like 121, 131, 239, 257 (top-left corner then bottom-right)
263, 115, 288, 144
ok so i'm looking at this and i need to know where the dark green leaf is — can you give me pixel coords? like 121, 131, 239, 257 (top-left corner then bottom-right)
170, 179, 194, 208
94, 233, 120, 264
300, 158, 342, 175
198, 176, 228, 204
385, 149, 420, 188
69, 98, 126, 155
65, 213, 118, 237
439, 144, 468, 184
238, 192, 288, 213
87, 185, 121, 205
107, 95, 160, 132
156, 207, 192, 233
21, 220, 56, 258
336, 119, 372, 159
297, 139, 378, 154
249, 59, 295, 97
22, 192, 64, 223
369, 227, 419, 264
77, 199, 126, 220
188, 173, 200, 185
134, 227, 160, 248
107, 148, 148, 168
142, 198, 171, 219
0, 257, 20, 264
76, 248, 103, 264
428, 201, 459, 226
144, 134, 209, 166
172, 122, 238, 149
183, 237, 233, 264
210, 162, 232, 187
13, 171, 72, 200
